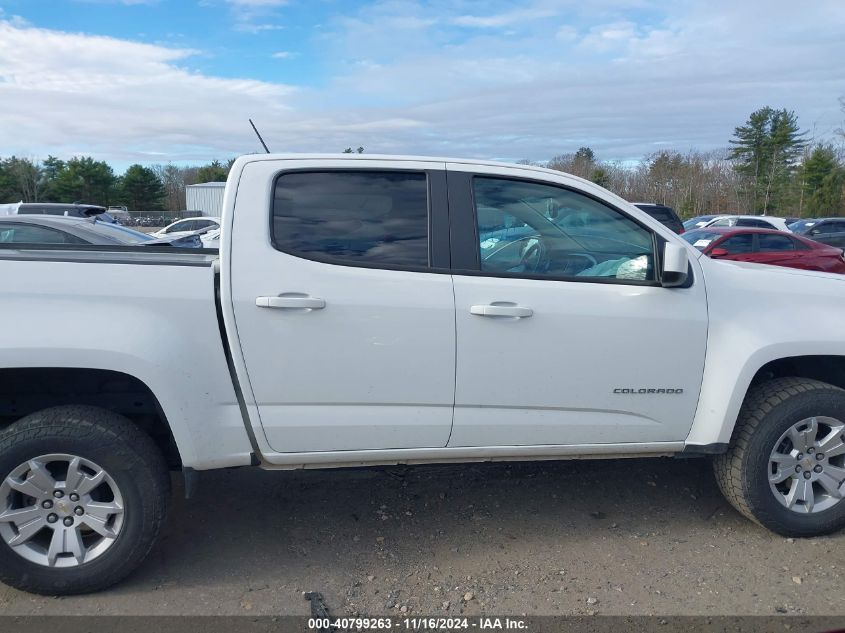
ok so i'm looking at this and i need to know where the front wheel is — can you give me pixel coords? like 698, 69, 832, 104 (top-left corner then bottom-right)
0, 406, 170, 594
714, 377, 845, 537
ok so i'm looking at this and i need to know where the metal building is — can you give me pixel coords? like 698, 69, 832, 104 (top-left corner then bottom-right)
185, 182, 226, 217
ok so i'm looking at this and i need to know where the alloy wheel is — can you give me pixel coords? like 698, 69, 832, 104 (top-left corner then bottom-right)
769, 417, 845, 514
0, 454, 124, 567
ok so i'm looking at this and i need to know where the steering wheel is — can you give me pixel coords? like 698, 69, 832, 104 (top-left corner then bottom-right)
519, 238, 548, 273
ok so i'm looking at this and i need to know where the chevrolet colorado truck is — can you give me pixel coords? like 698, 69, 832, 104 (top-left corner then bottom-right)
1, 154, 845, 595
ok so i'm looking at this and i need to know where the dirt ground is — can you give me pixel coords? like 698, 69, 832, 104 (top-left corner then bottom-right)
2, 457, 844, 617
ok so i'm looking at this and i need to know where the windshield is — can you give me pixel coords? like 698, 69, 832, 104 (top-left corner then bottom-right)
788, 219, 817, 233
681, 230, 722, 251
682, 215, 717, 230
79, 221, 154, 245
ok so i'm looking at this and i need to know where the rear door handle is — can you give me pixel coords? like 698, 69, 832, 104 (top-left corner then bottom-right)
256, 295, 326, 310
470, 303, 533, 318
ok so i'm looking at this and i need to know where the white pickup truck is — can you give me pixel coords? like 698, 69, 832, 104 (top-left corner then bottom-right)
2, 154, 845, 595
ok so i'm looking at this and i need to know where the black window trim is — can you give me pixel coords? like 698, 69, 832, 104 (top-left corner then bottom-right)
791, 236, 810, 250
448, 171, 673, 288
268, 167, 451, 273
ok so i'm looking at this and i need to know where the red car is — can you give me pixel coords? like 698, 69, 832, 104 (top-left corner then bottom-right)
682, 227, 845, 274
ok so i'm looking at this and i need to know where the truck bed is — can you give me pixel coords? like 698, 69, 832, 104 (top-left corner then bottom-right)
0, 246, 254, 470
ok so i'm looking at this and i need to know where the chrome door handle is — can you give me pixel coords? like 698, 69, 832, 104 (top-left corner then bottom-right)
256, 295, 326, 310
470, 303, 533, 318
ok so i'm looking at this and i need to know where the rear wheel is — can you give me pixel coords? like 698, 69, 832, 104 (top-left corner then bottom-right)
0, 406, 170, 594
713, 377, 845, 536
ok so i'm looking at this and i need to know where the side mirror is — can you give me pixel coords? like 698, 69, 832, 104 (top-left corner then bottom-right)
709, 247, 729, 258
662, 242, 689, 287
809, 229, 820, 236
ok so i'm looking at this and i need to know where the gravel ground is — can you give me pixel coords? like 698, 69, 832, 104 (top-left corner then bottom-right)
2, 457, 844, 617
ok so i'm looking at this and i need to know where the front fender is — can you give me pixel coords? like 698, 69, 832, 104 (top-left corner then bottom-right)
686, 258, 845, 447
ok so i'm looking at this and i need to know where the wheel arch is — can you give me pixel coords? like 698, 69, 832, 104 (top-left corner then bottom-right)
686, 352, 845, 450
750, 356, 845, 393
0, 367, 182, 469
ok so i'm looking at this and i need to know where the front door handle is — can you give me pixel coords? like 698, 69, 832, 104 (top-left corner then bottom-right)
256, 295, 326, 310
470, 303, 533, 318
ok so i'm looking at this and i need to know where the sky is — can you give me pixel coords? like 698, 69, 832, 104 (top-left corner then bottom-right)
0, 0, 843, 169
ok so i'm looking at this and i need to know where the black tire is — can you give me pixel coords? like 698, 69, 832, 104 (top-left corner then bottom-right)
713, 377, 845, 537
0, 405, 170, 595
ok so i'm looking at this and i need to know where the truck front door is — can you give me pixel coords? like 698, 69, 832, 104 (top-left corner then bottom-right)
445, 165, 709, 447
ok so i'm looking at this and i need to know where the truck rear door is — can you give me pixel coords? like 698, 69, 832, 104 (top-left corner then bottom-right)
227, 159, 455, 453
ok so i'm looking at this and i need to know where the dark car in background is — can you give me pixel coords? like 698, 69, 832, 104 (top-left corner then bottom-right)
0, 216, 202, 248
14, 202, 120, 224
789, 218, 845, 248
682, 227, 845, 274
788, 219, 819, 233
633, 203, 684, 234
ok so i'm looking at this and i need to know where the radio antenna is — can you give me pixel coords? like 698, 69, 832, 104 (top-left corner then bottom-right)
249, 118, 271, 153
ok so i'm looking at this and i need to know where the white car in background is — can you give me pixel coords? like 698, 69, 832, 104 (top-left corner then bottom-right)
697, 215, 792, 232
201, 227, 220, 249
153, 217, 220, 239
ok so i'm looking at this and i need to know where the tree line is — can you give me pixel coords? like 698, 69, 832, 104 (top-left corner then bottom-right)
0, 157, 233, 211
1, 104, 843, 217
532, 104, 845, 218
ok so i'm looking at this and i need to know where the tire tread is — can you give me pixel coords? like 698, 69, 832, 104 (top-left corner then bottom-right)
713, 377, 844, 533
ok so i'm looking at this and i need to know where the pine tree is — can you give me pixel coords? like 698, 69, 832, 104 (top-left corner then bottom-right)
195, 160, 228, 183
119, 164, 166, 211
573, 147, 596, 178
40, 156, 65, 201
51, 157, 117, 205
589, 166, 611, 188
801, 145, 845, 216
729, 107, 806, 214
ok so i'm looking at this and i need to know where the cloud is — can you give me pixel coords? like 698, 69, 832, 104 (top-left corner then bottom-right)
555, 25, 578, 41
0, 8, 28, 27
579, 20, 639, 52
1, 0, 844, 166
234, 22, 284, 33
451, 7, 558, 28
0, 21, 295, 162
271, 51, 297, 59
226, 0, 287, 33
307, 0, 845, 159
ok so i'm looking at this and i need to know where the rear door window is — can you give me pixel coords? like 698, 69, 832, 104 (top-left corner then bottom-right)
167, 220, 195, 233
758, 234, 795, 251
271, 171, 429, 268
0, 224, 85, 244
710, 218, 736, 227
719, 234, 754, 254
815, 222, 839, 235
734, 218, 766, 228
